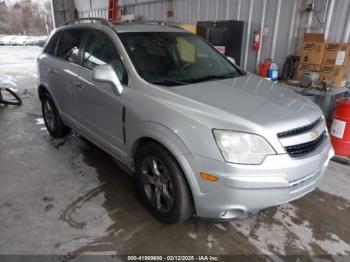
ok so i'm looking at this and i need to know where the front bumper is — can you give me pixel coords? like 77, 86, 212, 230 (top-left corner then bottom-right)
190, 137, 334, 220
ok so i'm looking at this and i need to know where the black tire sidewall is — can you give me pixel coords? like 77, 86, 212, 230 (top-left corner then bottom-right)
135, 143, 193, 223
41, 94, 70, 138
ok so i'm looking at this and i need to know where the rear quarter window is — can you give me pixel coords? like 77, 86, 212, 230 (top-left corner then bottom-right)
44, 32, 62, 56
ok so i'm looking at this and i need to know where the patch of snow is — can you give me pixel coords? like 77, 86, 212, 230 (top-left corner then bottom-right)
36, 118, 44, 125
207, 234, 215, 249
214, 223, 227, 231
113, 229, 124, 237
188, 232, 197, 240
336, 206, 344, 210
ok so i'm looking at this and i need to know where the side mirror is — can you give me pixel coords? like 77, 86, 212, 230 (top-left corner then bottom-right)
227, 56, 237, 65
92, 64, 123, 95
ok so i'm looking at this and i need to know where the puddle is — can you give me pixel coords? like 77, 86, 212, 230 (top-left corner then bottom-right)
60, 184, 105, 230
231, 190, 350, 256
55, 137, 350, 256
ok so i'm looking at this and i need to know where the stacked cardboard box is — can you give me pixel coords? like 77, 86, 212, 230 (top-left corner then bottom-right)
296, 33, 325, 80
296, 33, 350, 88
319, 43, 350, 88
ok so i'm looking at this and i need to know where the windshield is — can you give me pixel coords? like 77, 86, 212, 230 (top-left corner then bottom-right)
118, 32, 241, 86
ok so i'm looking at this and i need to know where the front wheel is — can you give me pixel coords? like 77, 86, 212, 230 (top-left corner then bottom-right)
41, 93, 70, 138
135, 143, 194, 224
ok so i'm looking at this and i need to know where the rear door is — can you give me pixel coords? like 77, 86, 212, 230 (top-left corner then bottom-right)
74, 30, 129, 158
49, 29, 85, 127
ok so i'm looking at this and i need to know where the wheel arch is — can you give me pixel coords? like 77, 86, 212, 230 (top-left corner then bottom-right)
38, 84, 49, 101
130, 125, 202, 212
38, 84, 61, 112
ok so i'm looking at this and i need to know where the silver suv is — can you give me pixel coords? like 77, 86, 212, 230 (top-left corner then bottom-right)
38, 19, 334, 223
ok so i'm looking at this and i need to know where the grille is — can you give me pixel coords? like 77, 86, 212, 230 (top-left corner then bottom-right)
285, 132, 326, 158
277, 118, 322, 138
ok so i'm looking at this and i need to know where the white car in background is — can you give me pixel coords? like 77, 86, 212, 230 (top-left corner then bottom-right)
23, 36, 36, 45
0, 35, 16, 45
11, 36, 27, 45
36, 36, 48, 47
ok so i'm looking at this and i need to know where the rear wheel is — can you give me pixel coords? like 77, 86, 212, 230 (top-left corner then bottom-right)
135, 143, 193, 223
41, 93, 70, 138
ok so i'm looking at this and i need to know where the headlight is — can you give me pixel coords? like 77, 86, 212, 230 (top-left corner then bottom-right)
213, 130, 275, 165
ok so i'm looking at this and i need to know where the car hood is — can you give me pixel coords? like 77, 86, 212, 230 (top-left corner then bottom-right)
163, 74, 322, 133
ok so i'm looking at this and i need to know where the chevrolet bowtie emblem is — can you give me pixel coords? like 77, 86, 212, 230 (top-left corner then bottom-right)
311, 131, 319, 140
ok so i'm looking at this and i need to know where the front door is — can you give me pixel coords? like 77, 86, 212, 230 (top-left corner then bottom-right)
75, 30, 129, 158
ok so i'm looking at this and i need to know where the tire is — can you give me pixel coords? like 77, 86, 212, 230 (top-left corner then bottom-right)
135, 143, 193, 223
41, 93, 70, 138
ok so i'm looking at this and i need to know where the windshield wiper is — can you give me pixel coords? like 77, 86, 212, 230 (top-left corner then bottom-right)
151, 73, 238, 86
181, 73, 238, 84
151, 79, 188, 86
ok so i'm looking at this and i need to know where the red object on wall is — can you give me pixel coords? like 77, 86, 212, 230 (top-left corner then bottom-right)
167, 10, 174, 17
258, 58, 272, 78
330, 98, 350, 156
253, 29, 261, 51
108, 0, 121, 22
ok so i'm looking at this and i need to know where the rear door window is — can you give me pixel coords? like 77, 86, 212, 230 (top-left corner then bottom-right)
82, 31, 128, 84
56, 30, 84, 64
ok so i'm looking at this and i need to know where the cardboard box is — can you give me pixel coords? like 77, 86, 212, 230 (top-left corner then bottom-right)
296, 63, 321, 80
319, 65, 347, 88
180, 24, 197, 34
300, 33, 326, 65
322, 43, 350, 67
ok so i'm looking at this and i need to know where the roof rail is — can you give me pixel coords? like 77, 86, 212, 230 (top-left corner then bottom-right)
113, 20, 182, 29
65, 18, 110, 26
64, 18, 185, 31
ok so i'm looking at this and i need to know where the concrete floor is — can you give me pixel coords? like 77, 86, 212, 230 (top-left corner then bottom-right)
1, 46, 350, 257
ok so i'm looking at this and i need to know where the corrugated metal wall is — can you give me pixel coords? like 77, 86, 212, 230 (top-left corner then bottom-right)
74, 0, 109, 18
73, 0, 350, 73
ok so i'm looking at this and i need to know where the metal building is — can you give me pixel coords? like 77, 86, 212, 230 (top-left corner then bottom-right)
51, 0, 350, 73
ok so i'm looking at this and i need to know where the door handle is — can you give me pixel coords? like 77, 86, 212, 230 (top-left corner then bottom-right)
48, 69, 55, 75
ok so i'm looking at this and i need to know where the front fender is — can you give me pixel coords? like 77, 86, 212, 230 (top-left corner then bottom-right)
128, 121, 204, 206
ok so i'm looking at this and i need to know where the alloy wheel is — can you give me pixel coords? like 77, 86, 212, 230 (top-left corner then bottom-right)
43, 100, 56, 132
140, 156, 175, 213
